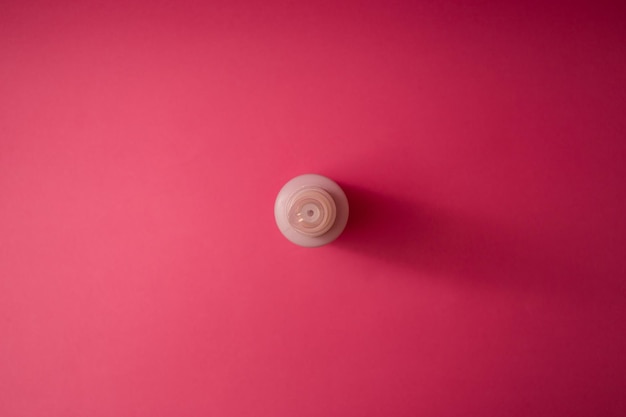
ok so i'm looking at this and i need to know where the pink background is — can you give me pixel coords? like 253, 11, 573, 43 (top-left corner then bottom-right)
1, 1, 625, 416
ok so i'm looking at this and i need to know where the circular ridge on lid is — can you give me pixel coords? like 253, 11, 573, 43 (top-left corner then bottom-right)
286, 186, 337, 237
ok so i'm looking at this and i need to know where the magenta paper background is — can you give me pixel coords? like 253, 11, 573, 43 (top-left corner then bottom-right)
1, 1, 625, 416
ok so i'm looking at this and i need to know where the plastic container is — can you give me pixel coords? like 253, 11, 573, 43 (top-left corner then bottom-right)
274, 174, 349, 247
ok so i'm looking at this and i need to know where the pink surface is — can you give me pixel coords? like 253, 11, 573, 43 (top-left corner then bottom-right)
1, 1, 625, 416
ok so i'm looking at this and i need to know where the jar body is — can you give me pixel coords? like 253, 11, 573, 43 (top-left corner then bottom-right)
274, 174, 349, 247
